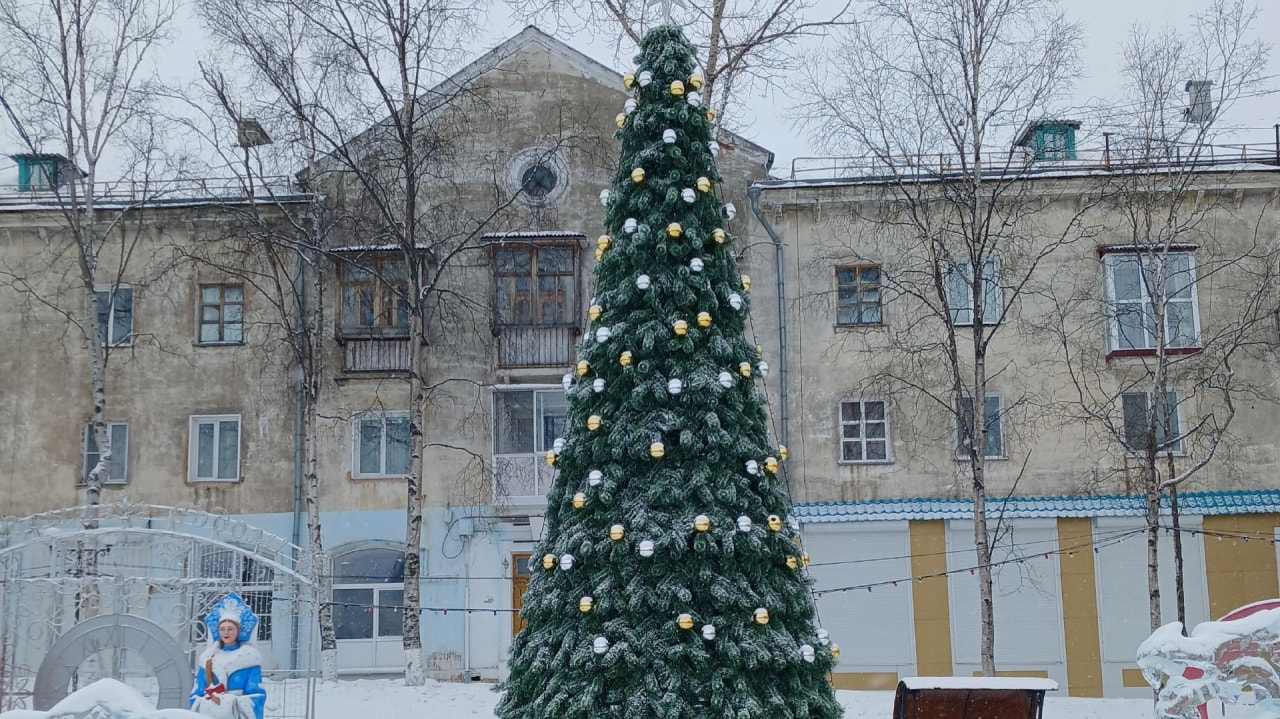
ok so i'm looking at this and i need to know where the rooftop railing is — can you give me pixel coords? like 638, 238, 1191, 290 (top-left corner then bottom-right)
0, 176, 307, 204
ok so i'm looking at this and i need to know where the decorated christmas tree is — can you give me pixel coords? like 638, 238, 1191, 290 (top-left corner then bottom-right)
497, 25, 843, 719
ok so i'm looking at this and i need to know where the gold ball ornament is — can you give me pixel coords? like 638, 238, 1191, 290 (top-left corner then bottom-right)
615, 113, 627, 129
572, 492, 586, 509
786, 556, 798, 570
622, 72, 637, 89
650, 442, 665, 459
589, 304, 602, 321
766, 514, 783, 532
677, 613, 694, 630
706, 109, 716, 123
631, 167, 645, 183
697, 312, 712, 328
674, 320, 689, 336
738, 361, 752, 378
693, 514, 710, 532
587, 415, 602, 431
576, 360, 590, 377
594, 248, 604, 262
712, 228, 726, 244
779, 444, 789, 461
620, 351, 633, 367
689, 74, 704, 91
669, 80, 685, 96
597, 235, 611, 251
666, 222, 682, 238
764, 457, 779, 474
696, 177, 712, 192
802, 553, 811, 567
545, 451, 557, 467
609, 524, 625, 541
542, 554, 556, 570
831, 644, 841, 660
753, 608, 770, 626
756, 345, 764, 356
579, 596, 595, 613
741, 274, 752, 291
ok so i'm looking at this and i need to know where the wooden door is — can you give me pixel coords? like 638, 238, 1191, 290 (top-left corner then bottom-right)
512, 553, 532, 639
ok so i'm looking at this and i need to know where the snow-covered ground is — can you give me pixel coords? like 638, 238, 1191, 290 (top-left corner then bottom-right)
312, 678, 1156, 719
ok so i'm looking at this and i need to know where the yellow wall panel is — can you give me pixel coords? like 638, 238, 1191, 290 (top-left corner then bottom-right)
1202, 514, 1280, 619
1058, 518, 1103, 697
830, 672, 899, 690
910, 520, 953, 676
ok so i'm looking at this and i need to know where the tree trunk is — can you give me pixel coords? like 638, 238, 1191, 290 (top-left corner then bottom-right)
1146, 483, 1161, 632
403, 312, 426, 685
1170, 481, 1186, 631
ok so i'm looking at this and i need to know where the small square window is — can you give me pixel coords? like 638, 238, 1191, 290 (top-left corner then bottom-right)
83, 421, 128, 484
836, 266, 882, 326
838, 399, 891, 463
353, 412, 411, 478
189, 415, 241, 482
198, 284, 244, 345
956, 395, 1004, 459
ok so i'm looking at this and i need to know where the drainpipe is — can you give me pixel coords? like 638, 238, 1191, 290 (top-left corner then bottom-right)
746, 186, 789, 486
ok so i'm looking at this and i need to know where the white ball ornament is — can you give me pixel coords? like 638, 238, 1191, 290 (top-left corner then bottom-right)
595, 326, 612, 343
701, 624, 716, 640
737, 515, 753, 532
638, 539, 655, 557
624, 217, 638, 233
562, 373, 573, 391
746, 459, 760, 475
553, 437, 566, 453
687, 92, 702, 108
667, 378, 683, 395
636, 274, 651, 290
681, 188, 696, 203
718, 371, 734, 389
592, 378, 606, 393
728, 293, 743, 310
599, 189, 611, 206
690, 258, 704, 272
638, 70, 652, 86
724, 202, 737, 220
663, 129, 677, 144
624, 98, 637, 114
758, 360, 769, 378
559, 553, 575, 570
800, 644, 816, 663
816, 628, 830, 646
588, 469, 603, 486
593, 636, 610, 654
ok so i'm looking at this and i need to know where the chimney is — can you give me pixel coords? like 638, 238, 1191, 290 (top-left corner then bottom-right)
1183, 80, 1214, 123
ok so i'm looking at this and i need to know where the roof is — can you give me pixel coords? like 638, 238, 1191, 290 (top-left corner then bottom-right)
899, 677, 1059, 692
793, 489, 1280, 524
0, 194, 313, 213
758, 161, 1280, 188
311, 26, 773, 177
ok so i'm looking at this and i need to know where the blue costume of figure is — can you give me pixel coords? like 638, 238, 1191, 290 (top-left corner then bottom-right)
190, 593, 266, 719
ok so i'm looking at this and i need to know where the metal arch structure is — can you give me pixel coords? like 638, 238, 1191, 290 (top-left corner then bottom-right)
0, 500, 320, 719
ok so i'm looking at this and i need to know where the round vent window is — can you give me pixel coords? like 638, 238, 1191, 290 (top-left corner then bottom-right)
521, 164, 558, 197
507, 147, 569, 207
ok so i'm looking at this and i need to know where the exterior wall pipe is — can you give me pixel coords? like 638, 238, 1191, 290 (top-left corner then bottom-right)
746, 186, 789, 487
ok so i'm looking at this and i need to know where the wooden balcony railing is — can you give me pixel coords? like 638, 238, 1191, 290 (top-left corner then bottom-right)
343, 338, 411, 372
498, 325, 576, 368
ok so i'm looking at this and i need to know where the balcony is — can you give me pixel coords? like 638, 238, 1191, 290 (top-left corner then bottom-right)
497, 325, 576, 368
342, 337, 411, 373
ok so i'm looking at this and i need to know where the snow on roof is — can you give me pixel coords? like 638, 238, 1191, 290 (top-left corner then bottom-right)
482, 231, 587, 239
0, 194, 312, 213
900, 677, 1059, 692
794, 489, 1280, 523
758, 161, 1280, 188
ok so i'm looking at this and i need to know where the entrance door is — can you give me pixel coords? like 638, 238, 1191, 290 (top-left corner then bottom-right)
512, 553, 531, 639
333, 547, 405, 672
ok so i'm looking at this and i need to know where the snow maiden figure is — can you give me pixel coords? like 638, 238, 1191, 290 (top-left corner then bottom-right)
190, 593, 266, 719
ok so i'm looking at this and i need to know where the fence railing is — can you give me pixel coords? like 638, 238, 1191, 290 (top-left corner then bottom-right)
788, 141, 1280, 180
0, 176, 306, 204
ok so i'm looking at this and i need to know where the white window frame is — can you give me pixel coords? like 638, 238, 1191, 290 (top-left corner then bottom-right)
955, 394, 1005, 460
352, 412, 412, 479
188, 414, 242, 482
492, 385, 567, 500
837, 398, 892, 464
1102, 250, 1201, 351
82, 421, 128, 485
95, 285, 133, 347
1121, 390, 1185, 456
945, 260, 1001, 327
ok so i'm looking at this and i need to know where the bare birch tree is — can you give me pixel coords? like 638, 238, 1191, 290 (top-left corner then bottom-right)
1044, 0, 1272, 633
0, 0, 175, 515
796, 0, 1084, 674
508, 0, 851, 124
196, 0, 577, 684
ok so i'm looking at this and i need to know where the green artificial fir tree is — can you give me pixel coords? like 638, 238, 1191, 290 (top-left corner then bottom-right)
497, 25, 844, 719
